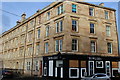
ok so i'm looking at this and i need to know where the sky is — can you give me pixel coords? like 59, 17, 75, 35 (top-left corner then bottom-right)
0, 1, 120, 44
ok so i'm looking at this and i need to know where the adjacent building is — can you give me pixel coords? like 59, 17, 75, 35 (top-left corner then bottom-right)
0, 0, 120, 79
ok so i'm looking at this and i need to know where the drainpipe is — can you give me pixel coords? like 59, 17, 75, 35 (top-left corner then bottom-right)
31, 17, 36, 76
23, 18, 28, 75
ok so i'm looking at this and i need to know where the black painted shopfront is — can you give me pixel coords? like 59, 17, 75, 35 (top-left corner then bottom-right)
42, 53, 120, 79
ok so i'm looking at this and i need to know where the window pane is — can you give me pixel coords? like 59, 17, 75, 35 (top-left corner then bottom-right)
105, 11, 109, 19
55, 40, 59, 52
47, 12, 50, 20
90, 23, 95, 33
60, 40, 63, 51
56, 22, 59, 33
106, 26, 110, 36
107, 43, 112, 53
61, 5, 63, 13
58, 5, 63, 15
72, 4, 76, 13
71, 69, 77, 76
72, 20, 77, 31
58, 7, 60, 15
72, 39, 78, 51
91, 41, 96, 53
46, 26, 49, 36
37, 29, 40, 38
45, 42, 48, 53
60, 21, 63, 32
89, 8, 94, 16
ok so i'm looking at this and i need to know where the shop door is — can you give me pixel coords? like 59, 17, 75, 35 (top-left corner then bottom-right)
89, 61, 94, 76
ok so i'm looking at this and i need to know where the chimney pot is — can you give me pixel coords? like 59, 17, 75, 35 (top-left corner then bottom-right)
16, 20, 21, 25
21, 13, 26, 21
37, 9, 41, 13
99, 3, 104, 7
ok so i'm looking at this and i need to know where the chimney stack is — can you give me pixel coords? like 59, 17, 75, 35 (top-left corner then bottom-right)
16, 20, 21, 25
36, 9, 41, 13
21, 13, 26, 21
99, 3, 104, 7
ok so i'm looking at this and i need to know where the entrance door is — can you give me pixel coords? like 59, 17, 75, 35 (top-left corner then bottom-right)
55, 60, 63, 78
89, 61, 94, 76
106, 61, 111, 77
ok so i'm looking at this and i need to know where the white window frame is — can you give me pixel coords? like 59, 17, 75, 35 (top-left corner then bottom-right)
56, 20, 63, 33
35, 61, 39, 71
112, 68, 118, 77
47, 12, 50, 20
46, 26, 49, 37
90, 23, 95, 34
44, 67, 47, 76
105, 11, 109, 19
89, 61, 94, 75
107, 42, 112, 54
49, 60, 53, 77
45, 42, 48, 53
72, 4, 77, 13
72, 39, 78, 52
106, 61, 111, 77
81, 68, 87, 78
55, 39, 63, 52
90, 41, 96, 53
36, 43, 40, 55
69, 68, 79, 78
72, 20, 78, 32
57, 5, 63, 15
106, 26, 111, 36
89, 7, 94, 16
96, 61, 104, 68
37, 29, 40, 39
27, 62, 31, 71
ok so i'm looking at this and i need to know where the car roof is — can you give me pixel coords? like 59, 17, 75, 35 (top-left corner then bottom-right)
94, 73, 107, 75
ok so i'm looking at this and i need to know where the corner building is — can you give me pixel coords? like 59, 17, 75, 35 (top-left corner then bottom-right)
0, 0, 120, 79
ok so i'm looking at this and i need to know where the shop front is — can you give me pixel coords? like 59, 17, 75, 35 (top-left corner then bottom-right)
43, 53, 120, 79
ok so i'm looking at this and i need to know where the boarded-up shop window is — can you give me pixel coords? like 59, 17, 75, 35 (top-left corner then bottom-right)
81, 61, 86, 68
112, 62, 118, 68
69, 60, 78, 67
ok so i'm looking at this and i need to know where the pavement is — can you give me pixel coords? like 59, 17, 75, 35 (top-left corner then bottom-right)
1, 76, 120, 80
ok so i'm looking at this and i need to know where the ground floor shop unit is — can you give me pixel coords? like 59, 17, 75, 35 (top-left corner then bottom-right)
43, 53, 120, 79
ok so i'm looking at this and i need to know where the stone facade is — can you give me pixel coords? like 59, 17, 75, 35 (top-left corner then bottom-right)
0, 1, 119, 77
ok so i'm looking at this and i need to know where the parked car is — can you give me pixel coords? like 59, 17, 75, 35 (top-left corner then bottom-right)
2, 70, 14, 78
81, 73, 111, 80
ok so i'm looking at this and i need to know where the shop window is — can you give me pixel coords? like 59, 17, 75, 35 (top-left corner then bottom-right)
96, 61, 103, 68
81, 68, 87, 78
106, 61, 111, 77
56, 60, 63, 67
69, 68, 79, 78
44, 67, 47, 76
112, 68, 118, 77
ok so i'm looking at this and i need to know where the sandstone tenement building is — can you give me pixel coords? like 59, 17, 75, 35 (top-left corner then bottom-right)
0, 0, 120, 79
